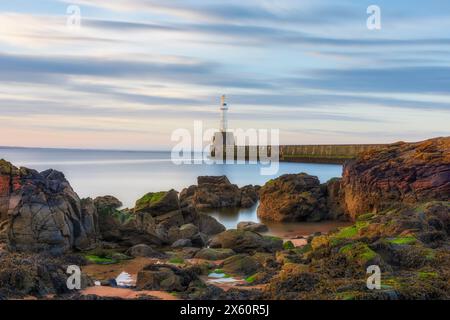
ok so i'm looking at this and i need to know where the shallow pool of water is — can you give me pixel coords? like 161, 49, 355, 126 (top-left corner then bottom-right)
206, 204, 351, 238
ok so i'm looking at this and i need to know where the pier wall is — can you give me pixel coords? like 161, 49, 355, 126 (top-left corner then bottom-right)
212, 144, 387, 164
278, 144, 386, 164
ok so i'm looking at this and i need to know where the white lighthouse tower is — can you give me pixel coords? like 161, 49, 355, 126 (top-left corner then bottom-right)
211, 95, 235, 158
220, 95, 228, 133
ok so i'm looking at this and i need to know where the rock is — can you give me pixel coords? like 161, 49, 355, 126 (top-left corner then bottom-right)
342, 137, 450, 219
179, 223, 198, 239
265, 263, 320, 299
134, 190, 180, 215
258, 173, 328, 222
196, 213, 226, 235
178, 247, 201, 259
194, 248, 236, 260
239, 185, 259, 208
94, 195, 163, 247
222, 254, 261, 277
125, 244, 165, 258
179, 176, 259, 210
180, 176, 241, 209
237, 221, 268, 233
190, 232, 208, 247
94, 195, 123, 242
94, 196, 122, 211
0, 160, 21, 222
209, 229, 282, 253
0, 160, 98, 255
0, 251, 93, 298
136, 264, 197, 291
123, 190, 224, 246
326, 178, 346, 220
171, 239, 192, 248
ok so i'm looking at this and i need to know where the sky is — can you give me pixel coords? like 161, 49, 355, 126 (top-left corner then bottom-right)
0, 0, 449, 150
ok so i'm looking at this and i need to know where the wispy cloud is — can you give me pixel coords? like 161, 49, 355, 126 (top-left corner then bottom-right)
0, 0, 449, 148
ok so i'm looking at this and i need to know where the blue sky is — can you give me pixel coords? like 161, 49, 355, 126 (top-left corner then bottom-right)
0, 0, 449, 149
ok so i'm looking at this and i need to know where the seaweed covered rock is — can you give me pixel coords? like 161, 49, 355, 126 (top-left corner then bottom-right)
0, 252, 92, 298
342, 137, 450, 219
263, 201, 450, 300
94, 195, 161, 247
222, 254, 261, 277
265, 263, 320, 300
209, 229, 282, 253
132, 189, 225, 246
258, 173, 328, 222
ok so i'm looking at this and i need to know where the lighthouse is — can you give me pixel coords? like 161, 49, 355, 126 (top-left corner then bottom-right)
211, 95, 235, 158
220, 95, 228, 133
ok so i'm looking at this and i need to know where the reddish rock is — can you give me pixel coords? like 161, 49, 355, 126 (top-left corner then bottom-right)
257, 173, 328, 222
342, 137, 450, 219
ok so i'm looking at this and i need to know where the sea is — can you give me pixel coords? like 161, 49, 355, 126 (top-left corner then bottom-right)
0, 147, 348, 237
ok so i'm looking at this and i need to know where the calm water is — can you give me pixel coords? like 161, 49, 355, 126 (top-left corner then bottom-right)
0, 147, 344, 236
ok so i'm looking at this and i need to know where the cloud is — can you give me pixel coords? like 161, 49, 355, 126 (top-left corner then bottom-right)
0, 1, 449, 148
290, 66, 450, 94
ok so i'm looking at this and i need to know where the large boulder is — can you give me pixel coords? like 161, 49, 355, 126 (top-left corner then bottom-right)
342, 137, 450, 219
179, 176, 258, 210
0, 160, 98, 255
134, 190, 180, 215
209, 229, 282, 253
94, 195, 162, 247
257, 173, 328, 222
196, 213, 226, 235
0, 160, 22, 222
133, 189, 224, 246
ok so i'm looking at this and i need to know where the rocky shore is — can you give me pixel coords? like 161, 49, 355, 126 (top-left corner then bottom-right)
0, 137, 448, 300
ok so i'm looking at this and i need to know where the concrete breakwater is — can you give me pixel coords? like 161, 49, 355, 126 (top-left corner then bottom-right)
278, 144, 387, 164
212, 144, 387, 164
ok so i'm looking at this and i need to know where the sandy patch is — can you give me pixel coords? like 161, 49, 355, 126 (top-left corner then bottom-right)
81, 286, 179, 300
82, 257, 160, 284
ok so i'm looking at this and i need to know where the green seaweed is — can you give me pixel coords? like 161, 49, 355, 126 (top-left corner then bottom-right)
418, 271, 438, 280
283, 241, 295, 250
168, 257, 185, 264
135, 191, 166, 210
387, 236, 416, 245
339, 242, 377, 265
85, 255, 117, 265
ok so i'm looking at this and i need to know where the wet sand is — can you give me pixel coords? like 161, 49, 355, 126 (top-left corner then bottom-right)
81, 286, 179, 300
82, 257, 160, 284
